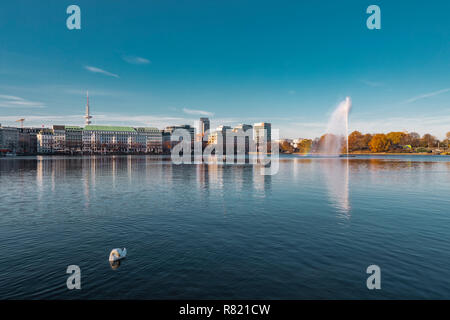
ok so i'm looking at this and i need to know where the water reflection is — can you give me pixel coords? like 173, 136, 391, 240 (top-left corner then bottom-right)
322, 159, 350, 216
253, 167, 271, 197
109, 260, 121, 270
2, 155, 450, 219
2, 155, 450, 299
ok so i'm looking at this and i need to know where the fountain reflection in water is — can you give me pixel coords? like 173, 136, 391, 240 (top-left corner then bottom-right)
323, 159, 351, 216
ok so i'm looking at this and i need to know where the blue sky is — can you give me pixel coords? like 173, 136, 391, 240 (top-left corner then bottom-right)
0, 0, 449, 138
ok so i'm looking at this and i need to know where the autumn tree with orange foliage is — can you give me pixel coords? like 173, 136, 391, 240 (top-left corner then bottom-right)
386, 132, 406, 145
298, 139, 312, 154
369, 134, 391, 152
279, 140, 294, 153
313, 130, 447, 153
348, 131, 363, 151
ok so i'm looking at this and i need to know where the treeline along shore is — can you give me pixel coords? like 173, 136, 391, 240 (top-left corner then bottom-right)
279, 131, 450, 155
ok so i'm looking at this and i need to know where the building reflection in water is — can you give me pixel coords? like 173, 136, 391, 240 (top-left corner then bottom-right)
253, 165, 271, 197
36, 156, 63, 202
204, 160, 224, 191
7, 155, 450, 223
127, 155, 132, 184
36, 157, 44, 201
82, 158, 92, 209
195, 159, 271, 199
25, 155, 450, 221
196, 163, 209, 191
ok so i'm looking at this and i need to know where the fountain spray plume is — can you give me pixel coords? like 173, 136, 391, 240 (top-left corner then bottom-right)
319, 97, 352, 155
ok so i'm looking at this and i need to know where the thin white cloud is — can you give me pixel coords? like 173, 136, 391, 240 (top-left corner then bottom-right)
0, 94, 24, 101
0, 114, 190, 129
0, 94, 46, 108
84, 66, 119, 78
123, 56, 151, 65
266, 109, 450, 140
403, 88, 450, 104
347, 112, 450, 139
183, 108, 214, 117
63, 88, 119, 97
360, 79, 383, 87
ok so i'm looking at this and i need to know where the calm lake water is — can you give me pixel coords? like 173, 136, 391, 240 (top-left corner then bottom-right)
1, 155, 449, 299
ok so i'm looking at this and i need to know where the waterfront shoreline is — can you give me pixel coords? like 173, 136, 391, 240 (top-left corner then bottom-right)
290, 152, 450, 156
348, 152, 449, 156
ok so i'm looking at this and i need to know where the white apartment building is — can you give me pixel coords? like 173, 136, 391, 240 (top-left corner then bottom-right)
82, 125, 139, 153
37, 129, 54, 154
52, 125, 66, 152
253, 122, 272, 152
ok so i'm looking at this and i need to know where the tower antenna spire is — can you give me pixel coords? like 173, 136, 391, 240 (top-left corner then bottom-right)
84, 90, 92, 125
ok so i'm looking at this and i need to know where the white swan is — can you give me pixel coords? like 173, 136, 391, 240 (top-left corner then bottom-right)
109, 248, 127, 262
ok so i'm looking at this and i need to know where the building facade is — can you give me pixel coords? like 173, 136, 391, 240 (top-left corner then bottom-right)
65, 126, 83, 153
52, 125, 66, 153
135, 127, 163, 153
82, 125, 139, 153
232, 124, 253, 154
18, 128, 38, 154
199, 118, 210, 137
35, 125, 163, 154
163, 125, 195, 152
0, 126, 19, 153
37, 129, 54, 154
207, 125, 232, 154
165, 125, 195, 141
253, 122, 272, 152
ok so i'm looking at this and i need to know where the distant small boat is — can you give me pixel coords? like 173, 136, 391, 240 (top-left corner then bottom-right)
109, 248, 127, 262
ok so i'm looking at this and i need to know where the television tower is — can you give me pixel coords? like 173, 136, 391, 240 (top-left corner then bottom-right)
84, 91, 92, 125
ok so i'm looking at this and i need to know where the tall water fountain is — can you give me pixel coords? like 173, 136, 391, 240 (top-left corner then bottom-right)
319, 97, 352, 155
320, 97, 352, 215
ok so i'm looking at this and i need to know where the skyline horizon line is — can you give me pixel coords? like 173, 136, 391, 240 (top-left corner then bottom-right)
2, 83, 450, 140
2, 85, 450, 140
1, 112, 449, 141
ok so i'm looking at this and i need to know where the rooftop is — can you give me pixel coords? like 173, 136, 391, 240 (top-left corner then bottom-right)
135, 127, 160, 132
84, 125, 136, 132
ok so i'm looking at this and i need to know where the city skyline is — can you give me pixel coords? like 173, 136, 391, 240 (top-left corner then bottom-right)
1, 1, 450, 139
